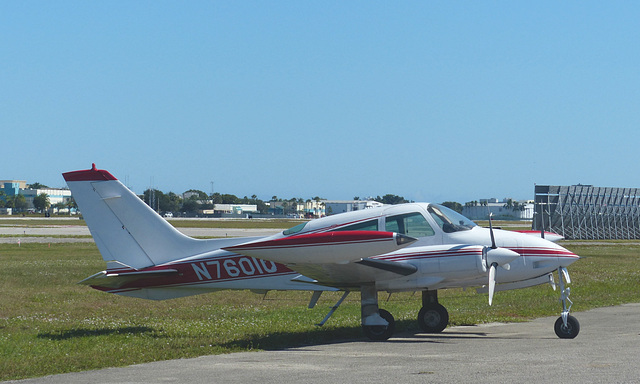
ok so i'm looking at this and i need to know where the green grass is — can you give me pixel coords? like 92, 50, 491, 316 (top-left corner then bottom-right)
1, 241, 639, 380
0, 218, 87, 226
0, 218, 302, 229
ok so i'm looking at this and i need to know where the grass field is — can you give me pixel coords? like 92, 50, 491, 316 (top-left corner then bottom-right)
1, 240, 639, 380
0, 217, 303, 230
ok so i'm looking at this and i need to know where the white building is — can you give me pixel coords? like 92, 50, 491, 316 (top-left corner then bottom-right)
324, 200, 384, 215
213, 204, 258, 214
21, 188, 73, 211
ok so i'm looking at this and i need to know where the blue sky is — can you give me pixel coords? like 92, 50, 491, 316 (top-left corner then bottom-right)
2, 2, 639, 203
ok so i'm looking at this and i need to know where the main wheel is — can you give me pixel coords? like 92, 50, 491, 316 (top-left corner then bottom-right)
554, 315, 580, 339
362, 309, 395, 341
418, 304, 449, 333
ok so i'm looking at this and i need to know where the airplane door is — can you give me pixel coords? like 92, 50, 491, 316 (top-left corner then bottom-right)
382, 205, 439, 245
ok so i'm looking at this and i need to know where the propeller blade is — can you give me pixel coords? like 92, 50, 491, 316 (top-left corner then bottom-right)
489, 213, 497, 249
488, 262, 497, 306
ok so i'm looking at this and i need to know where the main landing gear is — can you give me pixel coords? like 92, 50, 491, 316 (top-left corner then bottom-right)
339, 270, 577, 341
418, 290, 449, 333
359, 286, 448, 341
360, 285, 396, 341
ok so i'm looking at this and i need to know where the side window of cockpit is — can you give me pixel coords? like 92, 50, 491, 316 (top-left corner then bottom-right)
385, 212, 435, 237
335, 219, 379, 232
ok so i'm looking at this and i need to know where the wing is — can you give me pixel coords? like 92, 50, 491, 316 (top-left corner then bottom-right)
223, 230, 418, 288
223, 231, 417, 264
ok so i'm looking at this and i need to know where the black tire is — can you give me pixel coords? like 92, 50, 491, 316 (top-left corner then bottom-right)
554, 315, 580, 339
362, 309, 395, 341
418, 304, 449, 333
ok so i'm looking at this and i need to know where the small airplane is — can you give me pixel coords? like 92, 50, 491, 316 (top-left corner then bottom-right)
63, 164, 580, 341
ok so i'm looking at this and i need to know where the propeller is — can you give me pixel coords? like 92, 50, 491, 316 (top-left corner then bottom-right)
487, 213, 498, 305
488, 262, 497, 306
489, 212, 497, 249
483, 213, 520, 305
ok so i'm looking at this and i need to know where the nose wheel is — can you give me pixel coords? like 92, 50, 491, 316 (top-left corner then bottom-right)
554, 314, 580, 338
554, 267, 580, 339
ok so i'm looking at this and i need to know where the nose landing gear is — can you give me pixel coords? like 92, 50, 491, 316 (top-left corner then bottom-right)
554, 267, 580, 339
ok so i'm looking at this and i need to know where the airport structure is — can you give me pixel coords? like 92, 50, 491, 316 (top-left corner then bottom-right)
0, 180, 73, 214
533, 185, 640, 240
462, 198, 534, 221
324, 200, 384, 215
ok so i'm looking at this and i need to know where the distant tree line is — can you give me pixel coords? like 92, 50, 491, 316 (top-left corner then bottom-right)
140, 190, 420, 216
141, 188, 295, 215
1, 180, 472, 217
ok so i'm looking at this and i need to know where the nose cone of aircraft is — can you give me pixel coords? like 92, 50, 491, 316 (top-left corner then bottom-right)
556, 243, 580, 266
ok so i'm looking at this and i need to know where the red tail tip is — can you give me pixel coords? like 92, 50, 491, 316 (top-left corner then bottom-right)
63, 164, 117, 182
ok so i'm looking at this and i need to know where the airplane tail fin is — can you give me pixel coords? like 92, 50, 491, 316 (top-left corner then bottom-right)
63, 164, 216, 271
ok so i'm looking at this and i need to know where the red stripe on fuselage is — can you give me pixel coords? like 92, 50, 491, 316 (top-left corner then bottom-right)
229, 231, 395, 251
377, 248, 484, 262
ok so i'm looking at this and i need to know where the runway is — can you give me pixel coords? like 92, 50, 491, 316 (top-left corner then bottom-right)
8, 304, 640, 384
0, 223, 280, 243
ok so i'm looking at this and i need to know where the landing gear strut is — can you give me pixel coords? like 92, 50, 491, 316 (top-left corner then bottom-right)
360, 284, 395, 341
418, 290, 449, 333
554, 267, 580, 339
359, 288, 451, 340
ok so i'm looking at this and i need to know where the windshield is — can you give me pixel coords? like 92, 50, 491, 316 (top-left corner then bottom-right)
283, 222, 308, 235
427, 204, 477, 233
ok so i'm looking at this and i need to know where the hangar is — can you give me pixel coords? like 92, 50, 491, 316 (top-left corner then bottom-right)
533, 185, 640, 240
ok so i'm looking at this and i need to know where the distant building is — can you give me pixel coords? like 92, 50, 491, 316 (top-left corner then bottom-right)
1, 180, 27, 197
268, 200, 326, 218
213, 204, 258, 215
324, 200, 384, 216
21, 188, 73, 212
0, 180, 73, 214
462, 199, 534, 221
199, 204, 258, 217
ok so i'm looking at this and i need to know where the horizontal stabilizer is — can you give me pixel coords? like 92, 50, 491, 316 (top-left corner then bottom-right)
79, 269, 179, 289
224, 231, 417, 264
356, 258, 418, 276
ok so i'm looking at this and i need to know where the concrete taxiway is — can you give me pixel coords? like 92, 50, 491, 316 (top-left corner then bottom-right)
0, 225, 280, 243
8, 303, 640, 384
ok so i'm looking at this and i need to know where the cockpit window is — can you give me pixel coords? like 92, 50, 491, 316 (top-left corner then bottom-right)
283, 222, 308, 235
336, 219, 379, 232
428, 204, 476, 233
385, 212, 435, 237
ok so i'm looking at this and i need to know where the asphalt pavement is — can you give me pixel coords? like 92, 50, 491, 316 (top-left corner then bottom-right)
8, 303, 640, 384
0, 225, 280, 243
